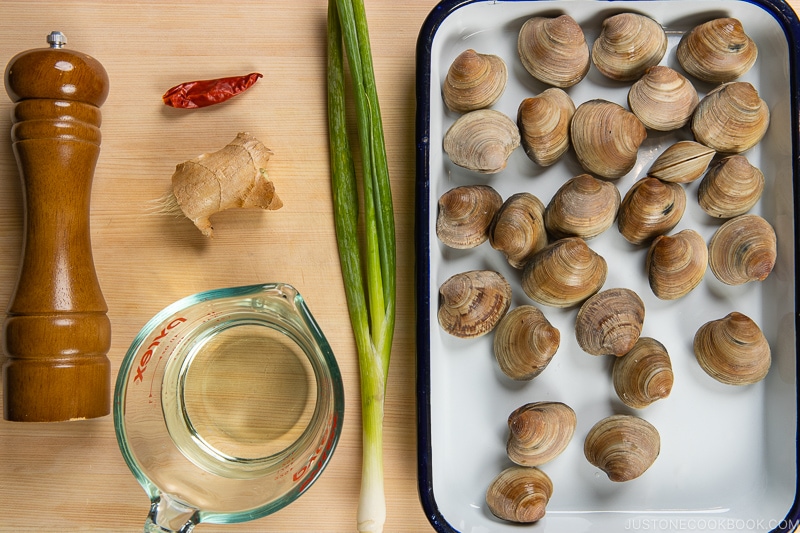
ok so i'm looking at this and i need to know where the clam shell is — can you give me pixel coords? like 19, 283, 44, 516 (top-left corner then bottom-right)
677, 18, 758, 84
571, 99, 647, 179
443, 49, 508, 113
648, 140, 715, 184
518, 88, 575, 167
521, 237, 608, 308
436, 185, 503, 249
628, 66, 699, 131
490, 192, 549, 269
506, 402, 576, 466
494, 306, 561, 381
692, 82, 769, 154
575, 288, 645, 356
443, 109, 521, 174
613, 337, 674, 408
517, 15, 590, 88
584, 414, 660, 482
618, 177, 687, 245
438, 270, 512, 338
485, 466, 553, 523
698, 155, 765, 218
646, 229, 708, 300
591, 13, 668, 81
544, 174, 621, 240
708, 214, 776, 285
694, 312, 771, 385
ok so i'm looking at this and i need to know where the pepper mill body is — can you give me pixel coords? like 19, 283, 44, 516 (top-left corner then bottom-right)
2, 33, 111, 422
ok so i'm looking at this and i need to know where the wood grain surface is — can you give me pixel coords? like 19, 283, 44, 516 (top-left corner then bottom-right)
0, 1, 434, 531
1, 1, 798, 532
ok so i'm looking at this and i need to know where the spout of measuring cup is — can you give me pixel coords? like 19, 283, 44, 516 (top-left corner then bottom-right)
143, 494, 200, 533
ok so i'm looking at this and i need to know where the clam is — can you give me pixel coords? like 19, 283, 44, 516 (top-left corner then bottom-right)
544, 174, 621, 240
571, 99, 647, 179
436, 185, 503, 249
613, 337, 674, 408
698, 155, 765, 218
584, 414, 660, 482
443, 49, 508, 113
646, 229, 708, 300
575, 288, 645, 357
692, 82, 769, 154
438, 270, 512, 338
518, 88, 575, 167
694, 312, 771, 385
443, 109, 520, 174
677, 18, 758, 84
591, 13, 668, 82
618, 177, 687, 245
494, 306, 560, 381
517, 14, 590, 88
708, 214, 776, 285
521, 237, 607, 308
486, 466, 553, 523
628, 66, 699, 131
490, 192, 548, 269
507, 402, 576, 466
648, 140, 715, 184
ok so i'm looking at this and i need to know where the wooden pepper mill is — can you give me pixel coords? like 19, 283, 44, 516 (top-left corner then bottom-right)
3, 32, 111, 422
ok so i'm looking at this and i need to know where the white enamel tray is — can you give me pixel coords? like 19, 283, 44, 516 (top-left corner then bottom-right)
415, 1, 800, 531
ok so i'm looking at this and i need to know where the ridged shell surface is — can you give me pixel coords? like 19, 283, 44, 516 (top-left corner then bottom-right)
494, 306, 561, 381
698, 155, 765, 218
571, 99, 647, 179
438, 270, 512, 338
618, 177, 687, 245
575, 288, 645, 356
490, 193, 548, 269
485, 466, 553, 523
648, 140, 715, 184
677, 18, 758, 84
591, 13, 668, 81
707, 214, 776, 285
521, 237, 607, 308
646, 229, 708, 300
692, 82, 769, 154
518, 15, 590, 88
628, 66, 699, 131
694, 312, 771, 385
544, 174, 621, 240
443, 49, 508, 113
584, 414, 660, 482
444, 109, 520, 173
506, 402, 577, 466
518, 88, 575, 167
436, 185, 503, 249
613, 337, 674, 408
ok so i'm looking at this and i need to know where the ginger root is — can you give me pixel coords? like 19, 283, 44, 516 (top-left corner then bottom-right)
168, 132, 282, 237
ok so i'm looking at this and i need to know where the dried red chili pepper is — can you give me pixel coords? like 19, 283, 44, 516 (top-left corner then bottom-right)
162, 72, 263, 109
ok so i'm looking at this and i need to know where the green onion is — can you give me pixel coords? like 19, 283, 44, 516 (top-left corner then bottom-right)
327, 1, 396, 531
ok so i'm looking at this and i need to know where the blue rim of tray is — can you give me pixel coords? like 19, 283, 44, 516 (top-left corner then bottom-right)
414, 0, 800, 531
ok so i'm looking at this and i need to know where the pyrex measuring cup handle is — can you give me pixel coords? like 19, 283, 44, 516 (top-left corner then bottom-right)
143, 494, 200, 533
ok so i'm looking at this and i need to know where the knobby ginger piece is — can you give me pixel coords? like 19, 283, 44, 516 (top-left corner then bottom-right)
171, 132, 282, 237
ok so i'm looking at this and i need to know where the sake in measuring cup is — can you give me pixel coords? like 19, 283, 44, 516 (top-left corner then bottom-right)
114, 283, 344, 532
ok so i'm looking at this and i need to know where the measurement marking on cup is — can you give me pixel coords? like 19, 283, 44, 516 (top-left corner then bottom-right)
134, 317, 187, 385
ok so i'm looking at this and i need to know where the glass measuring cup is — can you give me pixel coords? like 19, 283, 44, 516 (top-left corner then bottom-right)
114, 283, 344, 532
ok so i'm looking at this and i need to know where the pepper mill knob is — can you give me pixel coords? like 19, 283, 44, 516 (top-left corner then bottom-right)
2, 33, 111, 422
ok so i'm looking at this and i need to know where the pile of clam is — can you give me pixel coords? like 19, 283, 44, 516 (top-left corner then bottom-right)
437, 13, 775, 523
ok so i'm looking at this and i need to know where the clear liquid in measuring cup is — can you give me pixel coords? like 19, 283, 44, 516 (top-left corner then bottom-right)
162, 320, 318, 478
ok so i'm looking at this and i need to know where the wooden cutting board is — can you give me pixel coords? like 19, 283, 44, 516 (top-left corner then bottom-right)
0, 1, 435, 531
